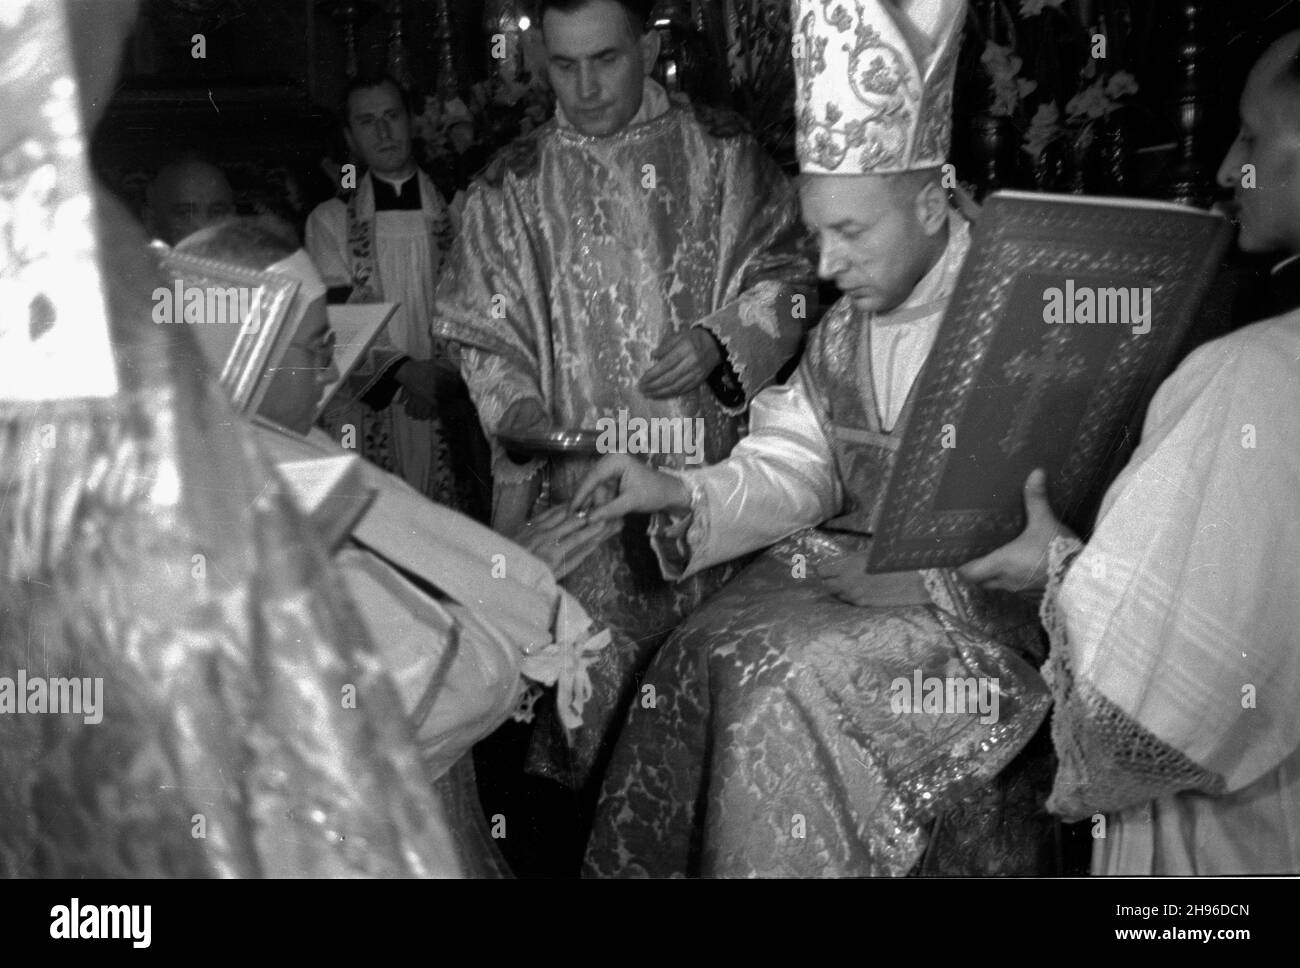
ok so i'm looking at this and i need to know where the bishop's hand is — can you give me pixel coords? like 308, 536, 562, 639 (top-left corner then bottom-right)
569, 454, 692, 522
958, 469, 1076, 593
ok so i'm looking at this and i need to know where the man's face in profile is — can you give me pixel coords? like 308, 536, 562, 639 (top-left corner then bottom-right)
258, 294, 337, 436
147, 162, 235, 246
345, 82, 414, 178
1218, 34, 1300, 256
543, 0, 658, 138
800, 174, 938, 315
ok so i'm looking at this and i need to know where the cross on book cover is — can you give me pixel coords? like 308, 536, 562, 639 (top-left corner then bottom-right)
865, 191, 1233, 573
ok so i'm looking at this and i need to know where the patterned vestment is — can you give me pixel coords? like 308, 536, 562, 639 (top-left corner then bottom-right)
584, 223, 1054, 877
431, 94, 816, 789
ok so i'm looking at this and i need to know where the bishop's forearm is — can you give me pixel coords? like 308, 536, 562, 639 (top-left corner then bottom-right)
647, 380, 840, 581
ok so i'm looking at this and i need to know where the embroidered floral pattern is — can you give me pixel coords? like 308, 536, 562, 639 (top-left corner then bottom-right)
792, 0, 965, 174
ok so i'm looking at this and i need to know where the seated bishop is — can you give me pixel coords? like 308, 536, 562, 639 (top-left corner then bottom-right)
572, 0, 1054, 877
173, 217, 612, 876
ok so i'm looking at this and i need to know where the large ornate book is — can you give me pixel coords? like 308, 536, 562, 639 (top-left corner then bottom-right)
866, 191, 1233, 572
155, 248, 301, 416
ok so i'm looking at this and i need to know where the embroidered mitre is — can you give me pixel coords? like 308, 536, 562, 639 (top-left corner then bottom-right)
791, 0, 966, 174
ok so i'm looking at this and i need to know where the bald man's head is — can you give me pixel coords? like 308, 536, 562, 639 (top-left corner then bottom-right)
1217, 31, 1300, 256
145, 159, 235, 246
1265, 30, 1300, 99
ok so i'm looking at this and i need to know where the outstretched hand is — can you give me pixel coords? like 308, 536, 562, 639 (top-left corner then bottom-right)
957, 468, 1076, 593
568, 454, 692, 523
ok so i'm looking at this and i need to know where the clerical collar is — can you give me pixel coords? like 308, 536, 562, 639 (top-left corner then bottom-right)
371, 171, 420, 211
555, 77, 671, 133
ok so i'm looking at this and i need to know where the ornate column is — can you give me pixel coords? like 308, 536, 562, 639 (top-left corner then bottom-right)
483, 0, 530, 82
650, 1, 692, 93
432, 0, 460, 99
965, 0, 1023, 196
1157, 0, 1222, 206
317, 0, 378, 80
649, 0, 730, 103
385, 0, 412, 89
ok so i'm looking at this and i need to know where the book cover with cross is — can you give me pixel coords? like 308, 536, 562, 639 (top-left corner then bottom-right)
866, 191, 1233, 573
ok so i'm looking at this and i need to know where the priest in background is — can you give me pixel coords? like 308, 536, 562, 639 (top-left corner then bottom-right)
430, 0, 815, 815
143, 154, 236, 247
959, 29, 1300, 876
572, 0, 1052, 877
306, 74, 490, 522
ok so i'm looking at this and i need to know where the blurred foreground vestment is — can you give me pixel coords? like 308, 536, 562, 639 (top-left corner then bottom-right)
0, 0, 465, 876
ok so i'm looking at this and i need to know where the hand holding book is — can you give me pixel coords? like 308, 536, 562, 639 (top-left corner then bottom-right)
958, 468, 1078, 594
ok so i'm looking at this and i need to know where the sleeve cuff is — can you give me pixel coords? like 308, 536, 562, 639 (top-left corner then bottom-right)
692, 322, 749, 417
358, 354, 411, 409
703, 335, 746, 410
646, 469, 708, 581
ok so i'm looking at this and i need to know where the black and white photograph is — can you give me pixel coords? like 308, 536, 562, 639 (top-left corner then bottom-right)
0, 0, 1295, 943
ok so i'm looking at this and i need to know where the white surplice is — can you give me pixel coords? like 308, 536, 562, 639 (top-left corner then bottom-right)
1042, 310, 1300, 875
306, 171, 450, 495
306, 170, 443, 360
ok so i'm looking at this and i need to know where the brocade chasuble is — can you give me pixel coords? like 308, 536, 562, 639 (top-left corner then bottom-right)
585, 218, 1054, 877
431, 96, 815, 786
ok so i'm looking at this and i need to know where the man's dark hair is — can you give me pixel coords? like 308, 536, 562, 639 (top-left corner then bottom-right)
340, 72, 415, 128
535, 0, 653, 37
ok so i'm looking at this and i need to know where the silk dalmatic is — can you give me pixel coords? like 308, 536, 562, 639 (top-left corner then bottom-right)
584, 219, 1054, 877
431, 91, 815, 786
1041, 310, 1300, 875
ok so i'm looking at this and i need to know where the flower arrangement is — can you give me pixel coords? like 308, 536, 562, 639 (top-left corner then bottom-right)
412, 67, 556, 196
723, 0, 798, 168
982, 41, 1038, 118
968, 0, 1145, 193
1023, 67, 1139, 165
